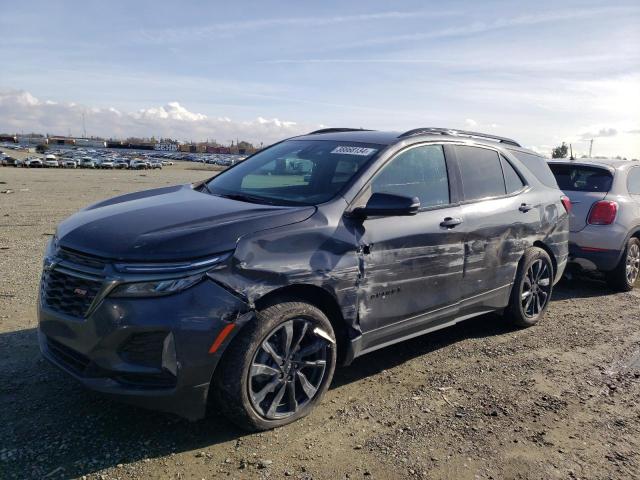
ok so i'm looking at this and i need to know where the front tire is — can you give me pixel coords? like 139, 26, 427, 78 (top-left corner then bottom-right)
607, 237, 640, 292
505, 247, 554, 327
213, 301, 336, 431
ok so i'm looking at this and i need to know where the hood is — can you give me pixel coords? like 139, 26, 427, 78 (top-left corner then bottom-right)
56, 184, 315, 261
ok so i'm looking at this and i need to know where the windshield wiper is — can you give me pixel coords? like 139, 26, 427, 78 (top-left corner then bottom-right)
212, 192, 279, 205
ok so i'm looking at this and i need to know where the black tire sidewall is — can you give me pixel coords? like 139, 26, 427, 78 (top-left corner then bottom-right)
508, 248, 554, 327
213, 302, 337, 431
608, 237, 640, 291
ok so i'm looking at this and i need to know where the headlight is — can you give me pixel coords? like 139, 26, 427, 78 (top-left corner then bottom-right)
113, 251, 231, 274
110, 273, 204, 298
45, 233, 59, 257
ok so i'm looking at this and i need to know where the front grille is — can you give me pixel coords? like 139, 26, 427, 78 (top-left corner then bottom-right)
58, 248, 107, 271
119, 332, 168, 368
46, 336, 90, 374
41, 269, 103, 318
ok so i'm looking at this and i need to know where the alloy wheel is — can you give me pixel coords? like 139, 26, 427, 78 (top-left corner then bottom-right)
626, 243, 640, 285
248, 318, 330, 420
521, 259, 552, 318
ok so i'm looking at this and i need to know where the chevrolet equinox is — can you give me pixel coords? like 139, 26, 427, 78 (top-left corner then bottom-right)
38, 128, 570, 430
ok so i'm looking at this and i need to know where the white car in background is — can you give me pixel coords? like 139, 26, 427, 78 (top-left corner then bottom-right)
99, 160, 115, 169
62, 159, 77, 168
44, 154, 59, 167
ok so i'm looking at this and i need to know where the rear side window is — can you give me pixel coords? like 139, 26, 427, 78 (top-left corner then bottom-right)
372, 144, 449, 207
628, 167, 640, 194
548, 164, 613, 192
501, 156, 525, 193
456, 146, 506, 201
506, 148, 558, 188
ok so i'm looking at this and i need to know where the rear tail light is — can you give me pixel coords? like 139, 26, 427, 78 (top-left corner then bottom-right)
560, 195, 572, 213
588, 200, 618, 225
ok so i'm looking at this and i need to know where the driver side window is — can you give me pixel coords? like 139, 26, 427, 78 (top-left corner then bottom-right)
371, 144, 449, 208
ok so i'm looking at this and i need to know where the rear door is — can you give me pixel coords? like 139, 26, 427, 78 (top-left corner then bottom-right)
454, 145, 534, 301
548, 163, 613, 232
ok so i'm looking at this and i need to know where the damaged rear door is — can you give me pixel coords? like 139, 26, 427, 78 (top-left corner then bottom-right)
347, 144, 466, 350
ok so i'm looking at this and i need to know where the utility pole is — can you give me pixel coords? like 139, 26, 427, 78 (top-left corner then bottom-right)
589, 139, 594, 158
82, 111, 87, 138
569, 143, 574, 160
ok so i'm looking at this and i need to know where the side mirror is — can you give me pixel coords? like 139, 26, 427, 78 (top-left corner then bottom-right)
350, 192, 420, 219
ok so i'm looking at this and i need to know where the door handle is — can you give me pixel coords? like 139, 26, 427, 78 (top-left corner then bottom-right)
519, 203, 533, 212
440, 217, 463, 228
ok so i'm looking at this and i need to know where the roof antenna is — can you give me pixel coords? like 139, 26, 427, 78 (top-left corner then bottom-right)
569, 143, 575, 160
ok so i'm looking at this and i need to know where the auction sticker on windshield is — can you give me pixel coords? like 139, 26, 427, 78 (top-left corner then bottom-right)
331, 146, 378, 156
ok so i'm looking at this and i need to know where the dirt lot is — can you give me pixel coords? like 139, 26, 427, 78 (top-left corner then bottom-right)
1, 163, 639, 480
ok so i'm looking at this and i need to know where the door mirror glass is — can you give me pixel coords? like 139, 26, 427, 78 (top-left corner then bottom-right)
351, 192, 420, 218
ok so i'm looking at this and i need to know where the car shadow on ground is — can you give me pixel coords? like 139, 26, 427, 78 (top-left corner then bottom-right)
552, 274, 623, 300
0, 280, 612, 479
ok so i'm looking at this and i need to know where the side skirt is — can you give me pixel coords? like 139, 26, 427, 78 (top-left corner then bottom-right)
344, 284, 512, 364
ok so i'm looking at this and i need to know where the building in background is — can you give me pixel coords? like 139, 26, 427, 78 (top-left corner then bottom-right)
75, 138, 107, 148
153, 143, 179, 151
17, 134, 46, 145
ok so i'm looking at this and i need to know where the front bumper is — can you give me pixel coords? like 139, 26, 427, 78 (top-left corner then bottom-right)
38, 276, 251, 421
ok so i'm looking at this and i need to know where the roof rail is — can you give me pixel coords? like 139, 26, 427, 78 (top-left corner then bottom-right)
307, 128, 374, 135
398, 127, 521, 147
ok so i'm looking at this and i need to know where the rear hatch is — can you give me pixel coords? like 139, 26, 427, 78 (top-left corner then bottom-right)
548, 163, 613, 232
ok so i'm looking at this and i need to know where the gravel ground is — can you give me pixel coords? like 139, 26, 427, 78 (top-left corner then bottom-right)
1, 162, 639, 480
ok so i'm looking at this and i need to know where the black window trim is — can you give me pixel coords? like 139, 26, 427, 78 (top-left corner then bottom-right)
449, 143, 530, 205
346, 141, 459, 214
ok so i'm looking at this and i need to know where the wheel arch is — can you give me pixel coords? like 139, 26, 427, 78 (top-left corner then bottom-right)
533, 240, 557, 277
253, 284, 350, 364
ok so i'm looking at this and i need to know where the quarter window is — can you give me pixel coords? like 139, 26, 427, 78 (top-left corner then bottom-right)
456, 146, 506, 201
371, 145, 449, 208
628, 167, 640, 194
506, 148, 558, 188
501, 156, 525, 193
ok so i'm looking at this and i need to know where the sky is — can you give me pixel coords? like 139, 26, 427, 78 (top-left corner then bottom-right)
1, 0, 639, 157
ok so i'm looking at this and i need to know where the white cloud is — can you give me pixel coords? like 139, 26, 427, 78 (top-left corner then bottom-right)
0, 89, 308, 144
464, 118, 478, 128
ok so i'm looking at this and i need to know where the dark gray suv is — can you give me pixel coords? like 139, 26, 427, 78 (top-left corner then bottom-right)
38, 128, 569, 430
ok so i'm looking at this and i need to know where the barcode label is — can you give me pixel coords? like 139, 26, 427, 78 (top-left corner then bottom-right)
330, 146, 377, 156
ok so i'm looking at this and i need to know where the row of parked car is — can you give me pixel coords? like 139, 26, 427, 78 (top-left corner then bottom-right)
1, 154, 170, 170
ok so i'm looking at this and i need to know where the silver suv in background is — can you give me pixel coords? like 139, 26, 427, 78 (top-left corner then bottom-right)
549, 159, 640, 291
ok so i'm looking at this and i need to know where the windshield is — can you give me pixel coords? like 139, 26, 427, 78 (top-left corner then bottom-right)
205, 139, 384, 205
549, 164, 613, 192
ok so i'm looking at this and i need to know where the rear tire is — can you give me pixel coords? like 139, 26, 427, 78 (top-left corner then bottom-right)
606, 237, 640, 292
505, 247, 554, 327
212, 301, 336, 431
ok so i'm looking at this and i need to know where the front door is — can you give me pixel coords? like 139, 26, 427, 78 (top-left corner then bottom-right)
351, 144, 466, 346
